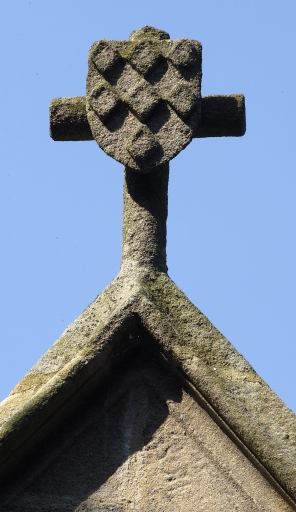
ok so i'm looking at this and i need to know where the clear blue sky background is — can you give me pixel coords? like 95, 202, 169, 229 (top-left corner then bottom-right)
1, 2, 296, 413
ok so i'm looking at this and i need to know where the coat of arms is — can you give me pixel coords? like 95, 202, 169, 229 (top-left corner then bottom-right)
86, 27, 202, 172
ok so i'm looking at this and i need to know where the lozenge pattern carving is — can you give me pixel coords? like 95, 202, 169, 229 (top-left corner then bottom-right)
86, 34, 202, 172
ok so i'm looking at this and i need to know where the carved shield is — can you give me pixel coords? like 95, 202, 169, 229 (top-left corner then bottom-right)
86, 28, 202, 172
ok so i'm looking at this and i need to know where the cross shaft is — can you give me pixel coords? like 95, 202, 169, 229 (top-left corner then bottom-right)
122, 164, 168, 274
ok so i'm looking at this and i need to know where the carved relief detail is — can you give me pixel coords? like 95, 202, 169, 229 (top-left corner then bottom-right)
86, 34, 202, 172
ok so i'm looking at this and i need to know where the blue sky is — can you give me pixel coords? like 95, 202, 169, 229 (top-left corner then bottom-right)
1, 1, 296, 413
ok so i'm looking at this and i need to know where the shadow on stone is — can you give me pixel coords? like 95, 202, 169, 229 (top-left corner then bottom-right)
3, 336, 182, 511
103, 101, 129, 133
147, 100, 171, 134
145, 57, 168, 85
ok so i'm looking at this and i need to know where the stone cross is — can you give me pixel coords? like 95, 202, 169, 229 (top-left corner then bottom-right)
50, 26, 245, 275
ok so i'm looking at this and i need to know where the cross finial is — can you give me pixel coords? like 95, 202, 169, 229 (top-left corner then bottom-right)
50, 27, 245, 274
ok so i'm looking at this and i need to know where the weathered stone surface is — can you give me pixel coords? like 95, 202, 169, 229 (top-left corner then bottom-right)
129, 26, 170, 42
121, 164, 168, 273
129, 40, 162, 76
4, 24, 296, 512
1, 167, 296, 508
50, 96, 93, 141
50, 95, 246, 141
195, 94, 246, 138
89, 82, 119, 122
1, 347, 293, 511
91, 40, 121, 74
86, 27, 202, 172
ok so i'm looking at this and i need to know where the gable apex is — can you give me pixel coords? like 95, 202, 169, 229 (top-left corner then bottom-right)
1, 270, 296, 508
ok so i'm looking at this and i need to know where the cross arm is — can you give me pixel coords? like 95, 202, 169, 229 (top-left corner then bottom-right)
49, 94, 246, 142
